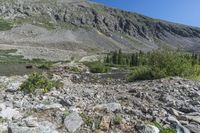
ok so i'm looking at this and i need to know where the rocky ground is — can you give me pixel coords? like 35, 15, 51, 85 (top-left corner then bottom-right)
0, 69, 199, 133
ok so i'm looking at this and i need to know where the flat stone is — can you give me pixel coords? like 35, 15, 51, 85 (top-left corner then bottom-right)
94, 103, 122, 112
185, 124, 200, 133
0, 103, 21, 120
137, 124, 159, 133
24, 116, 38, 127
8, 121, 58, 133
186, 115, 200, 124
176, 123, 190, 133
35, 103, 63, 111
64, 112, 83, 133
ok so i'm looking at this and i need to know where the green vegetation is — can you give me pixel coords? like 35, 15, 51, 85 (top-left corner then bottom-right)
0, 18, 13, 31
0, 49, 57, 71
0, 49, 28, 64
80, 113, 94, 128
37, 63, 53, 70
104, 49, 200, 81
153, 122, 176, 133
113, 115, 123, 125
20, 72, 63, 94
84, 62, 110, 73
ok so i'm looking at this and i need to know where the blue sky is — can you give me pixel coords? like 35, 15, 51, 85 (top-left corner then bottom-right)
91, 0, 200, 27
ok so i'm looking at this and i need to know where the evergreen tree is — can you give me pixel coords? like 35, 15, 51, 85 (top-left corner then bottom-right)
112, 50, 118, 64
118, 49, 122, 65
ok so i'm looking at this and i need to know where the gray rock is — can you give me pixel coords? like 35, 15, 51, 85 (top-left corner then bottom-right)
167, 116, 180, 125
8, 121, 58, 133
186, 115, 200, 124
0, 124, 8, 133
137, 124, 159, 133
24, 116, 38, 127
185, 124, 200, 133
94, 103, 122, 112
6, 80, 22, 92
64, 112, 83, 133
37, 121, 59, 133
35, 103, 64, 111
0, 103, 22, 120
176, 124, 190, 133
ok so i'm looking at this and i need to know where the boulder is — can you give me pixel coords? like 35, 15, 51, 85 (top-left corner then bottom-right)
64, 112, 83, 133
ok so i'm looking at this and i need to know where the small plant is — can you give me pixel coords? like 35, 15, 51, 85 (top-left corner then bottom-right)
80, 113, 94, 128
113, 115, 123, 125
20, 72, 63, 94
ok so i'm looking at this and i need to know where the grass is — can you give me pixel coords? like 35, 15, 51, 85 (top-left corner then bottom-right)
0, 49, 28, 64
0, 49, 56, 70
0, 18, 13, 31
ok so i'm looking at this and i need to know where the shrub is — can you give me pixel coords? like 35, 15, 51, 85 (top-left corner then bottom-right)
84, 62, 110, 73
127, 66, 166, 81
147, 50, 193, 77
20, 72, 63, 94
128, 66, 153, 81
126, 50, 200, 81
37, 63, 52, 70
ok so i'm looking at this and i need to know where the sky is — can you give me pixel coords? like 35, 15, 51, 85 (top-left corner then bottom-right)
92, 0, 200, 27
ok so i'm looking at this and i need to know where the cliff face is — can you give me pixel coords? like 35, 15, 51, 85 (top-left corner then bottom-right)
0, 0, 200, 52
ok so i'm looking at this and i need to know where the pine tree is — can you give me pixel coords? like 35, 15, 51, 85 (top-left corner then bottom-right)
118, 49, 122, 65
112, 50, 118, 64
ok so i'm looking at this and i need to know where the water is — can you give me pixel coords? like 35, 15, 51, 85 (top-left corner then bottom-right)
0, 64, 42, 76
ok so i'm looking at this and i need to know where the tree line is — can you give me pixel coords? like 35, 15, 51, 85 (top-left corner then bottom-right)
104, 49, 200, 67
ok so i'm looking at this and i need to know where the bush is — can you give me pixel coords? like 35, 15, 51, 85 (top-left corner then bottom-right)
147, 50, 193, 77
128, 66, 153, 81
127, 66, 166, 81
126, 50, 200, 81
84, 62, 110, 73
20, 72, 63, 94
37, 63, 52, 70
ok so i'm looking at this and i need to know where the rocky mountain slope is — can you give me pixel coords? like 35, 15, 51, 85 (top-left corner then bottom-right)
0, 0, 199, 61
0, 70, 200, 133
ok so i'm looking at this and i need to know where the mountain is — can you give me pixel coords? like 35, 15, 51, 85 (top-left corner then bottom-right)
0, 0, 200, 60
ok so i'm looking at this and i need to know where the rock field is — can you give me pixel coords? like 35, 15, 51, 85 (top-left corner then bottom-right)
0, 71, 199, 133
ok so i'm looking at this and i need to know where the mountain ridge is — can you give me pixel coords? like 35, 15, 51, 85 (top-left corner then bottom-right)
0, 0, 199, 60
